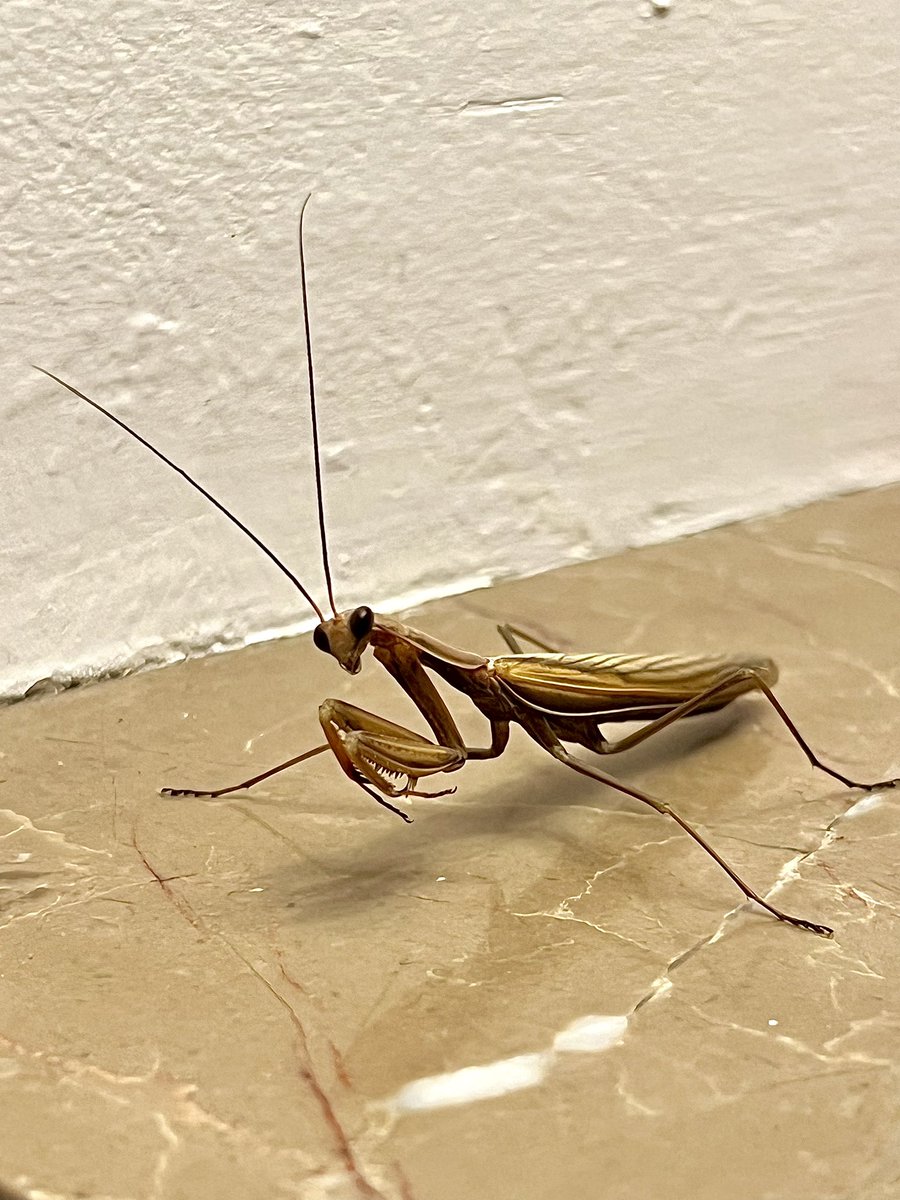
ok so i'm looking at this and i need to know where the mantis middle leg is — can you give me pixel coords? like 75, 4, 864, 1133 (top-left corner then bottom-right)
541, 732, 834, 937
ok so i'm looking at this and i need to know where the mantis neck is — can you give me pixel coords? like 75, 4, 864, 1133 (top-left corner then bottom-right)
371, 614, 487, 670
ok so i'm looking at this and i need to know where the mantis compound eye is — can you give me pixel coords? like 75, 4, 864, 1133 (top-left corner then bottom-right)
312, 624, 330, 653
349, 606, 374, 641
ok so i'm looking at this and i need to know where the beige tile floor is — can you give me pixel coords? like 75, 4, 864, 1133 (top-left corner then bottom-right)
2, 484, 899, 1200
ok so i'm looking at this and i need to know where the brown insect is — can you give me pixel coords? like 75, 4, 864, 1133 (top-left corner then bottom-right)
37, 197, 898, 939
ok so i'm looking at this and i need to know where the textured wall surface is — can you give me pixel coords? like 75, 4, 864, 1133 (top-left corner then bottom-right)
3, 0, 899, 695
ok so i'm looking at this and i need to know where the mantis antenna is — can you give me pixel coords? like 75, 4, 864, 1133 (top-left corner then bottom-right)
33, 363, 326, 621
297, 194, 338, 619
34, 195, 343, 623
34, 309, 332, 624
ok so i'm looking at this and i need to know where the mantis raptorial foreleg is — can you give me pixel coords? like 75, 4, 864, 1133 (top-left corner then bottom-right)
162, 702, 460, 810
318, 699, 464, 795
163, 695, 509, 817
370, 640, 510, 762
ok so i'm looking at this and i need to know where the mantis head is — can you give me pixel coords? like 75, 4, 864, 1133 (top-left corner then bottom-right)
312, 606, 375, 674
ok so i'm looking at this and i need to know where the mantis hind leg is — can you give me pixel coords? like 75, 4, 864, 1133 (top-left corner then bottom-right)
579, 667, 900, 792
546, 739, 834, 937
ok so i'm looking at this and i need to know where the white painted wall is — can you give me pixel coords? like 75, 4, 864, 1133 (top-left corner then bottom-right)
3, 1, 899, 697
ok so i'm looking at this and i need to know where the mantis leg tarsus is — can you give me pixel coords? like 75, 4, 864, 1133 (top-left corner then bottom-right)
354, 777, 413, 822
811, 769, 899, 792
547, 740, 834, 937
748, 681, 900, 792
745, 673, 899, 794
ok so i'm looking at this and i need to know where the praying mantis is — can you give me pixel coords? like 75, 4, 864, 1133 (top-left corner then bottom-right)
37, 198, 899, 940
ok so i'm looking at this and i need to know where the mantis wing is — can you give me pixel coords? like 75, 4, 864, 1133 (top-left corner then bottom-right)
489, 652, 778, 720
